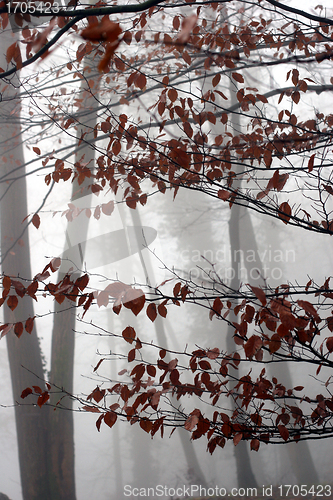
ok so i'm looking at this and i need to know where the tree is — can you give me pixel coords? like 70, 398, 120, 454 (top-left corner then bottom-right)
1, 0, 333, 495
0, 26, 53, 500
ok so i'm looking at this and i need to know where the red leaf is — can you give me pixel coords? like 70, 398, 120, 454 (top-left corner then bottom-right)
26, 281, 38, 299
96, 414, 104, 431
256, 94, 268, 104
97, 290, 109, 308
158, 302, 167, 318
37, 391, 49, 408
233, 352, 241, 366
168, 358, 178, 370
325, 400, 333, 412
269, 170, 289, 192
297, 300, 320, 322
105, 281, 131, 298
184, 413, 199, 431
218, 189, 230, 201
232, 72, 244, 83
104, 411, 117, 428
199, 359, 211, 370
75, 274, 89, 292
183, 121, 193, 138
21, 387, 33, 399
50, 257, 61, 272
128, 349, 136, 362
177, 14, 198, 44
123, 288, 145, 316
122, 326, 136, 344
33, 147, 41, 155
147, 365, 156, 377
81, 19, 122, 43
3, 276, 11, 291
250, 285, 266, 306
93, 358, 105, 372
32, 213, 40, 229
82, 405, 101, 413
308, 154, 315, 173
126, 196, 138, 209
109, 403, 120, 411
269, 333, 281, 353
212, 74, 221, 87
250, 438, 260, 451
131, 363, 145, 380
89, 387, 105, 403
0, 324, 12, 339
278, 202, 292, 224
7, 295, 18, 311
101, 200, 114, 216
206, 348, 220, 359
146, 303, 157, 322
6, 42, 21, 67
82, 292, 94, 318
233, 433, 243, 446
113, 300, 122, 315
98, 42, 121, 73
112, 140, 121, 156
326, 337, 333, 353
244, 335, 262, 359
278, 424, 289, 441
136, 73, 146, 90
173, 16, 180, 30
140, 418, 153, 433
101, 121, 111, 133
173, 282, 182, 297
291, 91, 300, 104
209, 297, 223, 320
14, 322, 23, 338
94, 205, 101, 220
151, 392, 161, 410
168, 88, 178, 103
292, 68, 299, 86
324, 184, 333, 196
12, 279, 25, 297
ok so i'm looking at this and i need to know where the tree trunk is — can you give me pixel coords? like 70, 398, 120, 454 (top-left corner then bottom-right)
129, 205, 208, 487
224, 79, 258, 488
240, 211, 319, 484
227, 203, 258, 489
0, 35, 50, 500
48, 64, 100, 500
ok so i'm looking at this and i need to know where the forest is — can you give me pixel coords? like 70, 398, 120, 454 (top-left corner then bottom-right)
0, 0, 333, 499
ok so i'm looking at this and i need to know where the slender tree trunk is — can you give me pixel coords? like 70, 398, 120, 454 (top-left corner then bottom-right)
107, 313, 124, 498
0, 34, 50, 500
227, 203, 258, 489
239, 211, 319, 484
129, 206, 208, 487
224, 79, 258, 488
47, 63, 100, 500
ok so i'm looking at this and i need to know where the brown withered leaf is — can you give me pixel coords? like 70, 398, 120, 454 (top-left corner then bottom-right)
104, 411, 117, 428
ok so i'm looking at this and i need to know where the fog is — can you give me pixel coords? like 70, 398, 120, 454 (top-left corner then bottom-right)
1, 1, 333, 499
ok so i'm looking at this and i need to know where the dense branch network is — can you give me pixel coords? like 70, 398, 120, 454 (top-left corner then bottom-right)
1, 0, 333, 451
